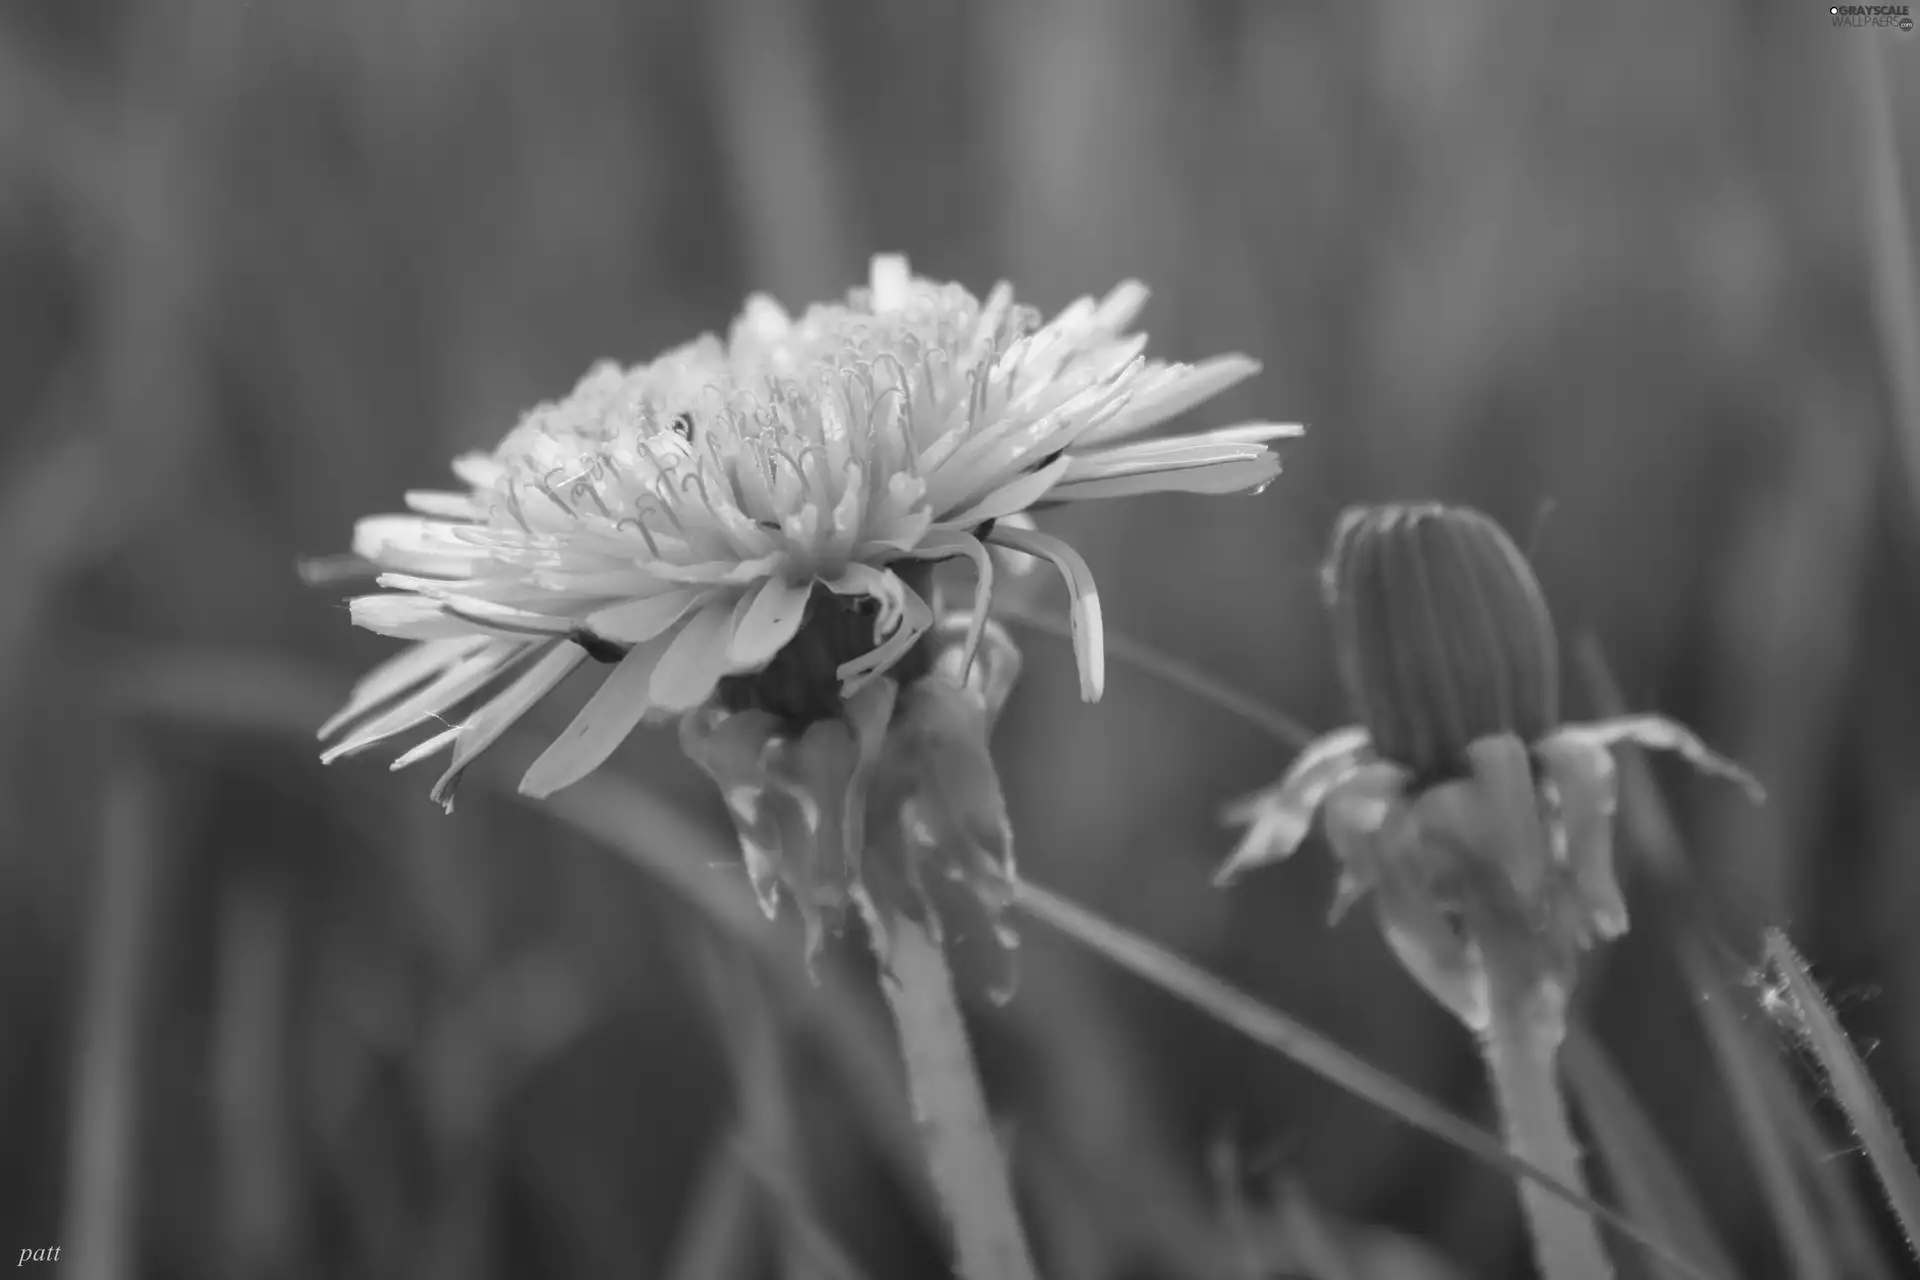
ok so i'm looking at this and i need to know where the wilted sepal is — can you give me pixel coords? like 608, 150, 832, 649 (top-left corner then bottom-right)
679, 680, 897, 958
1535, 713, 1763, 944
1326, 780, 1493, 1031
1217, 714, 1761, 1029
680, 613, 1025, 968
863, 615, 1024, 945
1215, 726, 1374, 884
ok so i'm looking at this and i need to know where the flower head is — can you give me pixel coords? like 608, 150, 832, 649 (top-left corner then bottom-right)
1218, 503, 1761, 1028
319, 255, 1295, 809
320, 256, 1296, 958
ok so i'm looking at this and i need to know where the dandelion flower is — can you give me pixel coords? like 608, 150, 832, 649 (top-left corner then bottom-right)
321, 256, 1296, 933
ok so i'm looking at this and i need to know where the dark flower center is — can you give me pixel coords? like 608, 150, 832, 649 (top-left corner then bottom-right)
717, 569, 937, 731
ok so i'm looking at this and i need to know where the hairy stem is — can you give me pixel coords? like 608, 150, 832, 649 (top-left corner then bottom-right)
1479, 934, 1612, 1280
859, 895, 1037, 1280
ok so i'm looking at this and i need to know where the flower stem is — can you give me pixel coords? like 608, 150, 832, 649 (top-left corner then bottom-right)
858, 895, 1038, 1280
1478, 928, 1613, 1280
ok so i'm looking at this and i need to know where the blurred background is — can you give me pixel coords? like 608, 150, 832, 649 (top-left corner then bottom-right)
5, 1, 1920, 1276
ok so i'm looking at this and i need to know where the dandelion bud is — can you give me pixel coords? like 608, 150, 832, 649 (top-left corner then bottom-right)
1224, 502, 1761, 1032
1325, 504, 1559, 782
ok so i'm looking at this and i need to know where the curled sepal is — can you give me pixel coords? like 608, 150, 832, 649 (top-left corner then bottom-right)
1396, 767, 1583, 998
928, 612, 1022, 723
1550, 714, 1766, 806
1316, 761, 1411, 924
1322, 783, 1491, 1032
1465, 734, 1555, 913
1532, 731, 1628, 946
679, 681, 897, 961
868, 680, 1016, 916
677, 704, 789, 917
1215, 726, 1374, 884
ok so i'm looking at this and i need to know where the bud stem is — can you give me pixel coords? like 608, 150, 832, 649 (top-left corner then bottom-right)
857, 893, 1038, 1280
1475, 910, 1614, 1280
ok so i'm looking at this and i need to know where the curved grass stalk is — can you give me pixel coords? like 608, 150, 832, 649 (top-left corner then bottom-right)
999, 603, 1312, 748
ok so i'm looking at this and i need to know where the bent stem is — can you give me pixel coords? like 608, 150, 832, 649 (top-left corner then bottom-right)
858, 893, 1037, 1280
1478, 920, 1612, 1280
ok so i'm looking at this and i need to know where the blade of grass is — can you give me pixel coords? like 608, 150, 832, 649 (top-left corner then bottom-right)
213, 873, 298, 1279
1765, 930, 1920, 1264
687, 943, 840, 1280
661, 1117, 760, 1280
1561, 1023, 1737, 1280
1852, 33, 1920, 526
1575, 638, 1852, 1280
1012, 879, 1711, 1280
62, 744, 165, 1280
733, 1138, 873, 1280
1755, 1039, 1904, 1280
1687, 928, 1835, 1280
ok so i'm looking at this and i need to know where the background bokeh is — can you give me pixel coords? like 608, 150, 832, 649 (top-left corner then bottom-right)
5, 2, 1920, 1277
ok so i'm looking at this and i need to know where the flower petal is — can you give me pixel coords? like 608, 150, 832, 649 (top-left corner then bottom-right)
1049, 459, 1278, 503
451, 452, 505, 490
351, 515, 486, 576
830, 573, 933, 695
1089, 279, 1150, 332
1073, 354, 1263, 447
985, 524, 1104, 701
319, 636, 489, 739
895, 528, 995, 679
518, 637, 670, 798
404, 490, 485, 519
436, 599, 579, 638
1059, 428, 1295, 484
429, 641, 590, 809
727, 575, 813, 667
824, 561, 906, 630
943, 454, 1072, 527
1047, 447, 1281, 504
1555, 715, 1765, 804
587, 587, 717, 645
348, 594, 479, 640
930, 612, 1024, 722
1215, 726, 1380, 882
1198, 423, 1305, 446
988, 512, 1040, 576
321, 640, 523, 763
389, 724, 461, 770
869, 254, 912, 310
648, 598, 743, 711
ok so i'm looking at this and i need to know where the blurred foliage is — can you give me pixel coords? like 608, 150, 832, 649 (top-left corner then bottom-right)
4, 1, 1920, 1277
